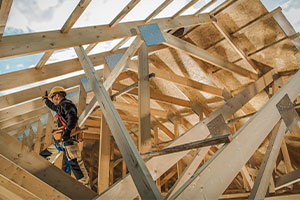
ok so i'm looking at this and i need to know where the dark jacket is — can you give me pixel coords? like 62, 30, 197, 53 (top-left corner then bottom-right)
45, 98, 78, 131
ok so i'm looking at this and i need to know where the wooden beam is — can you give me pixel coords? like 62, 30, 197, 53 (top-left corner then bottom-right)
0, 174, 40, 200
74, 46, 163, 199
281, 139, 293, 173
128, 60, 224, 97
35, 50, 54, 69
0, 132, 97, 199
0, 0, 12, 40
141, 134, 232, 160
172, 0, 198, 19
61, 0, 92, 33
0, 106, 48, 129
171, 70, 300, 200
162, 32, 258, 80
0, 14, 211, 59
113, 83, 193, 108
249, 120, 286, 200
109, 0, 140, 27
33, 120, 44, 153
145, 0, 174, 23
212, 21, 259, 73
138, 42, 152, 153
98, 65, 112, 194
97, 69, 274, 200
275, 168, 300, 190
0, 154, 70, 199
110, 37, 130, 52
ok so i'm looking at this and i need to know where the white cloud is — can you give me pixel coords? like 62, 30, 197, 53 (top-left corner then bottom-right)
47, 48, 77, 64
5, 65, 10, 70
281, 0, 300, 32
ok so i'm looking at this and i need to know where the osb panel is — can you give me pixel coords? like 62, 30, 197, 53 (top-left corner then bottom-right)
233, 17, 286, 55
216, 0, 267, 34
187, 23, 223, 49
251, 39, 300, 72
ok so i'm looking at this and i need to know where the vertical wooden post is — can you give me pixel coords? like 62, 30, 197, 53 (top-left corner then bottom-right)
27, 127, 35, 151
174, 120, 182, 177
44, 112, 54, 148
98, 65, 112, 194
33, 120, 44, 153
78, 82, 87, 116
138, 42, 152, 154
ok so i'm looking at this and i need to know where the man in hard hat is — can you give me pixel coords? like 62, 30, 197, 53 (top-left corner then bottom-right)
40, 86, 90, 187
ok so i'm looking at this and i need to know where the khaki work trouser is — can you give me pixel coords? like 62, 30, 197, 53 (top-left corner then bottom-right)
40, 141, 90, 187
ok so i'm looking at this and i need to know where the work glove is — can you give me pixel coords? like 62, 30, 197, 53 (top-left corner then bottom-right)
62, 128, 71, 141
42, 90, 48, 100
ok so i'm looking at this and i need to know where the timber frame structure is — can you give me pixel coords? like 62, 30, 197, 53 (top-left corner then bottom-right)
0, 0, 300, 199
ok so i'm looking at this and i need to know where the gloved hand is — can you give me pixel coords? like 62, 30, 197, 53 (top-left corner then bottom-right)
42, 90, 48, 100
62, 128, 71, 141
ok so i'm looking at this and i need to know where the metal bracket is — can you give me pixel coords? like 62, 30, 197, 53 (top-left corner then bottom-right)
104, 52, 129, 71
207, 114, 230, 137
276, 94, 299, 132
138, 23, 166, 46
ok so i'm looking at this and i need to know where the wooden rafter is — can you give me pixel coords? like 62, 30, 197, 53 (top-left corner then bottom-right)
145, 0, 174, 23
162, 32, 258, 80
0, 0, 12, 40
0, 14, 211, 59
109, 0, 140, 27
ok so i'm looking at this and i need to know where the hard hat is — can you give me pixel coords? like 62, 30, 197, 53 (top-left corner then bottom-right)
49, 86, 66, 98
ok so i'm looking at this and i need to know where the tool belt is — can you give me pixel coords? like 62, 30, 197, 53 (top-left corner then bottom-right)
52, 126, 87, 142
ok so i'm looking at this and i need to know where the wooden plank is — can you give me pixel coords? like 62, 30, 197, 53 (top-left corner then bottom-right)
0, 174, 40, 200
44, 113, 54, 148
249, 120, 286, 200
0, 14, 211, 59
0, 107, 48, 129
141, 134, 232, 160
128, 61, 223, 96
0, 131, 97, 199
171, 70, 300, 200
0, 154, 70, 200
138, 42, 151, 153
35, 50, 54, 69
0, 0, 12, 40
109, 0, 140, 27
78, 83, 87, 115
98, 65, 112, 194
162, 32, 258, 80
275, 168, 300, 190
110, 37, 130, 52
212, 21, 259, 73
61, 0, 92, 33
33, 121, 44, 154
281, 139, 293, 173
74, 46, 163, 199
113, 83, 193, 108
172, 0, 198, 19
145, 0, 174, 23
97, 70, 273, 199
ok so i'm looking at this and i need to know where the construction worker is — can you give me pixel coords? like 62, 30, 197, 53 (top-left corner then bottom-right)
40, 86, 90, 187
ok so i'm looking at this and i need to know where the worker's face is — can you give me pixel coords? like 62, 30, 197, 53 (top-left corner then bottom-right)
51, 93, 62, 105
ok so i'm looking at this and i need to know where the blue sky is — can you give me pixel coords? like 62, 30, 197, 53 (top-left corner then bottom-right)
0, 0, 299, 76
